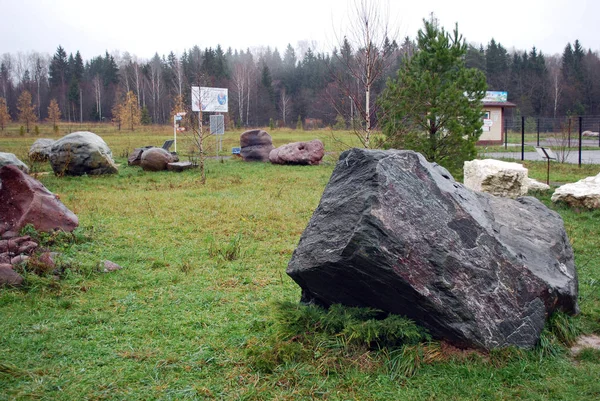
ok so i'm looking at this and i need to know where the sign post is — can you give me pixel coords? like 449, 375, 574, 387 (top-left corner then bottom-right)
210, 114, 225, 158
535, 146, 557, 185
173, 112, 185, 153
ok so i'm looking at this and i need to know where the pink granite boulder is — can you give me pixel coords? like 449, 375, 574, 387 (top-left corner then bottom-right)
269, 139, 325, 165
0, 165, 79, 233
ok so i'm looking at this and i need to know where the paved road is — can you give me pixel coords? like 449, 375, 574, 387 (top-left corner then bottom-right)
483, 149, 600, 165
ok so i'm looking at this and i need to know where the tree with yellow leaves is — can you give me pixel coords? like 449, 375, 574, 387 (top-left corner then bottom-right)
114, 91, 141, 131
0, 97, 10, 131
47, 98, 61, 133
17, 90, 37, 133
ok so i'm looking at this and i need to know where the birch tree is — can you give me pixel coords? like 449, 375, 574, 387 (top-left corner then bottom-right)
332, 0, 397, 148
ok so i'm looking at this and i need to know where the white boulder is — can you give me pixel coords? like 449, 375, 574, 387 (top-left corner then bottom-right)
464, 159, 529, 198
525, 177, 551, 192
551, 173, 600, 209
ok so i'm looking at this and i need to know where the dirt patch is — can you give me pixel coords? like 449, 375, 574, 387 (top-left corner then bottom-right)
570, 334, 600, 355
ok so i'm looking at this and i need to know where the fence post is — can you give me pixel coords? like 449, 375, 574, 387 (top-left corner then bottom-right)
521, 116, 525, 161
568, 118, 572, 148
536, 118, 540, 146
504, 117, 508, 149
579, 116, 583, 167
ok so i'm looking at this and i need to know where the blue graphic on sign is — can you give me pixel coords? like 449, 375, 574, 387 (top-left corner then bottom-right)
217, 92, 227, 105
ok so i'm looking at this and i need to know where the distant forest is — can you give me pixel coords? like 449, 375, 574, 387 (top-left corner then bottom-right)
1, 35, 599, 128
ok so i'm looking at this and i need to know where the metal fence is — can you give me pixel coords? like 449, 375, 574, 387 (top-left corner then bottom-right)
497, 116, 600, 165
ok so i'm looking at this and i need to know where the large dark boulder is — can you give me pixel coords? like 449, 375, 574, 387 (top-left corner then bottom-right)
140, 148, 178, 171
287, 148, 578, 350
240, 129, 274, 162
0, 165, 79, 233
128, 146, 154, 166
269, 139, 325, 165
49, 131, 118, 176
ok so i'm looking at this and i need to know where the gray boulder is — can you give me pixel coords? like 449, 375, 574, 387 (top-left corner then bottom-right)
269, 139, 325, 165
287, 148, 578, 350
240, 129, 274, 162
49, 131, 118, 176
140, 148, 178, 171
0, 152, 29, 173
28, 138, 56, 162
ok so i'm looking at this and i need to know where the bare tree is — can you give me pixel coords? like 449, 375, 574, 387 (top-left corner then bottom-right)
331, 0, 398, 148
130, 57, 145, 107
279, 87, 291, 126
546, 55, 563, 118
170, 54, 185, 98
231, 54, 255, 127
148, 54, 164, 123
92, 75, 102, 120
29, 52, 49, 119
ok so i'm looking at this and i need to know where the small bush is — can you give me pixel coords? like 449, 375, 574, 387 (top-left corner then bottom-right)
333, 114, 346, 130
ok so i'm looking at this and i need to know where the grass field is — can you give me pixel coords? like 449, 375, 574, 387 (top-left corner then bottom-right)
1, 124, 600, 400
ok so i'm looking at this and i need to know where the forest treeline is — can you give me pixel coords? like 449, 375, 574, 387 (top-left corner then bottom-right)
1, 35, 599, 129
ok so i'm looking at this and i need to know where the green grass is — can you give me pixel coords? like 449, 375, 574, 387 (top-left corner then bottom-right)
1, 125, 600, 400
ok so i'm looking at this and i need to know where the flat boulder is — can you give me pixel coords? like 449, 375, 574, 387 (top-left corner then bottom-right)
167, 161, 193, 172
49, 131, 118, 176
0, 152, 29, 173
240, 129, 274, 162
287, 149, 578, 350
464, 159, 528, 198
269, 139, 325, 165
0, 165, 79, 233
551, 172, 600, 209
140, 147, 178, 171
29, 138, 56, 162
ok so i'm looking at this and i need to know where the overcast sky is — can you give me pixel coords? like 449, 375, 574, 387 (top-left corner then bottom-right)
1, 0, 597, 61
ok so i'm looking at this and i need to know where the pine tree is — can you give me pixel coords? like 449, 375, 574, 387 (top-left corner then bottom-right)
0, 97, 11, 131
17, 90, 37, 133
379, 19, 487, 176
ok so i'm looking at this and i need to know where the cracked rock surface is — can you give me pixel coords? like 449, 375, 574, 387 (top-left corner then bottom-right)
287, 149, 578, 350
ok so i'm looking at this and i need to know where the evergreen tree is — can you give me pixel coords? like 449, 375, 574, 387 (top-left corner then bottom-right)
485, 39, 509, 90
465, 44, 485, 72
379, 19, 487, 176
48, 46, 68, 115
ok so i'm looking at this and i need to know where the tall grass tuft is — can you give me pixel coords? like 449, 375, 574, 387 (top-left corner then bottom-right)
207, 233, 244, 262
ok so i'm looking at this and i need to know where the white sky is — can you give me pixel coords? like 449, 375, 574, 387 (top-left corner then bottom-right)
1, 0, 598, 61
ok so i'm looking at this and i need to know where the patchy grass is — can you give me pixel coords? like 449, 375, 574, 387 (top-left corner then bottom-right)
1, 127, 600, 400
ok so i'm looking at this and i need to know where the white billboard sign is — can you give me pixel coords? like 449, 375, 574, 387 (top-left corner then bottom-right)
191, 86, 201, 112
191, 86, 228, 113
